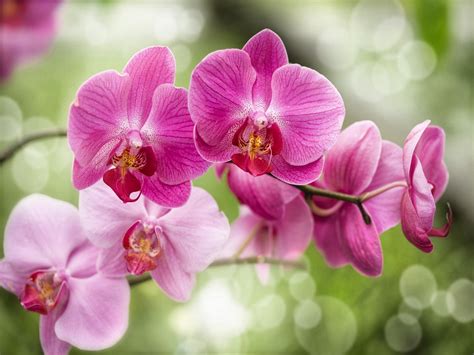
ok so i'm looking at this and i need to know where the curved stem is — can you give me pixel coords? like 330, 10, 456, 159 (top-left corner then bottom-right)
0, 128, 67, 164
0, 129, 408, 226
127, 256, 306, 286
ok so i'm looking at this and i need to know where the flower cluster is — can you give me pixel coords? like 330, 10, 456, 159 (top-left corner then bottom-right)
0, 28, 451, 354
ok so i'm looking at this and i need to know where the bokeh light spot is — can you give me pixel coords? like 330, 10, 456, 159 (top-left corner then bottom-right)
400, 265, 437, 309
293, 299, 321, 329
448, 278, 474, 323
385, 314, 422, 352
289, 271, 316, 301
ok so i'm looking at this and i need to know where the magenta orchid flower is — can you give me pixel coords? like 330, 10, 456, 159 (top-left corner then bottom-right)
189, 29, 345, 184
79, 182, 230, 302
68, 47, 210, 206
223, 196, 313, 284
0, 0, 62, 80
216, 163, 300, 220
312, 121, 405, 277
0, 194, 130, 354
401, 120, 452, 252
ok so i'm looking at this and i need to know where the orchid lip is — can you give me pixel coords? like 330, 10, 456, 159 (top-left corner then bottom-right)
231, 118, 283, 176
123, 221, 163, 275
20, 270, 67, 315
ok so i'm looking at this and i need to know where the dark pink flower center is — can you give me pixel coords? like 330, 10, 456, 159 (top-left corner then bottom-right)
103, 145, 157, 203
231, 117, 282, 176
1, 0, 26, 25
122, 221, 163, 275
20, 270, 65, 315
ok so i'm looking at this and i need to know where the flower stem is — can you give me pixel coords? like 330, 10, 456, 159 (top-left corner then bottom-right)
0, 128, 67, 164
127, 256, 306, 286
0, 129, 408, 226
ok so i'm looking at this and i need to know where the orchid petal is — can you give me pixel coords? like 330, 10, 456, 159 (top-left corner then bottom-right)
340, 204, 383, 277
364, 140, 405, 233
4, 195, 87, 273
226, 164, 299, 220
324, 121, 382, 194
142, 175, 191, 208
150, 244, 196, 302
243, 29, 288, 110
401, 191, 434, 253
158, 188, 230, 272
267, 64, 344, 165
189, 49, 256, 147
274, 195, 313, 259
123, 46, 175, 129
55, 275, 130, 351
79, 180, 145, 249
40, 307, 70, 355
141, 84, 210, 184
313, 215, 350, 268
68, 70, 131, 167
271, 155, 324, 185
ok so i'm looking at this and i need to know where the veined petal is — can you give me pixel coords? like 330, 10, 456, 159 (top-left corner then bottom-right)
79, 181, 145, 249
68, 70, 131, 167
4, 195, 87, 272
401, 191, 434, 253
151, 243, 196, 302
142, 175, 191, 208
141, 84, 210, 184
243, 29, 288, 110
158, 188, 230, 273
226, 164, 299, 220
413, 126, 449, 201
0, 260, 25, 297
410, 156, 436, 231
274, 195, 313, 259
267, 64, 345, 165
194, 125, 239, 162
55, 275, 130, 351
364, 140, 405, 233
189, 49, 256, 146
271, 155, 324, 185
313, 215, 350, 268
324, 121, 382, 194
340, 204, 383, 277
403, 120, 431, 181
40, 306, 70, 355
123, 46, 175, 129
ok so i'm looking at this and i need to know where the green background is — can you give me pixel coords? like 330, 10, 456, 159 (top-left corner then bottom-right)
0, 0, 472, 354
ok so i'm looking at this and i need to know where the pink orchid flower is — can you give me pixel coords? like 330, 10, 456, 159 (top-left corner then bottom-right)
312, 121, 405, 277
68, 47, 210, 206
0, 0, 62, 80
0, 194, 130, 354
216, 163, 300, 220
401, 120, 452, 252
79, 182, 230, 302
223, 196, 313, 284
189, 29, 345, 184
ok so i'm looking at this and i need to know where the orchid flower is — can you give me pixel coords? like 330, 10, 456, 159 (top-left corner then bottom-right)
189, 29, 345, 184
401, 120, 452, 252
216, 163, 299, 220
311, 121, 405, 276
0, 0, 62, 80
68, 47, 210, 206
223, 195, 313, 284
0, 194, 130, 355
79, 182, 230, 302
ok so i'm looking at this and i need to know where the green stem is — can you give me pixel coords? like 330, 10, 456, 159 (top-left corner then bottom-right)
127, 256, 306, 286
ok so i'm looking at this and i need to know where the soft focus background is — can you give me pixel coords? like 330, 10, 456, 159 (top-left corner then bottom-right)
0, 0, 473, 354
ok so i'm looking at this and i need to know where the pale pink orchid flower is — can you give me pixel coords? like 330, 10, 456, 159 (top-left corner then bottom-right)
223, 196, 313, 284
401, 120, 452, 252
79, 182, 230, 302
312, 121, 405, 277
189, 29, 345, 184
0, 194, 130, 355
0, 0, 62, 80
68, 47, 210, 206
